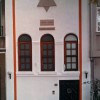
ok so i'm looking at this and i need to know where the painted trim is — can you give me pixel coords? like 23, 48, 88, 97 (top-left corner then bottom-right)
79, 0, 82, 100
12, 0, 17, 100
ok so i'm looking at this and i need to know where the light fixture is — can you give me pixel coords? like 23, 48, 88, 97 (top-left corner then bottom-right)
8, 72, 11, 79
84, 71, 88, 79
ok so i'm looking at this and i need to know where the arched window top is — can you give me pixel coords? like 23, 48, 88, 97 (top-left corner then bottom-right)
65, 34, 78, 41
18, 34, 31, 42
41, 34, 54, 42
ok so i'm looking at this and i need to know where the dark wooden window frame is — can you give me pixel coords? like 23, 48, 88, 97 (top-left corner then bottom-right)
64, 33, 78, 71
18, 34, 32, 71
41, 34, 55, 71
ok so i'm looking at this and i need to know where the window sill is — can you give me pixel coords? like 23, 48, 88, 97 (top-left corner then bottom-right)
16, 72, 34, 77
16, 71, 80, 77
38, 71, 57, 75
61, 71, 80, 77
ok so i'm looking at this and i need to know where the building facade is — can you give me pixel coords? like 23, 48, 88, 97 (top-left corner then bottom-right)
90, 0, 100, 80
0, 0, 91, 100
0, 0, 6, 100
89, 1, 100, 99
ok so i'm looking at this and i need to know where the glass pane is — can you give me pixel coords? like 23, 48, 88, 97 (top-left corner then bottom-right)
65, 35, 77, 41
20, 50, 24, 55
72, 57, 76, 62
43, 64, 47, 69
98, 22, 100, 31
43, 58, 47, 63
97, 1, 100, 7
25, 51, 30, 56
97, 8, 100, 31
48, 58, 52, 63
66, 50, 71, 55
48, 64, 53, 69
41, 34, 54, 42
26, 64, 30, 69
66, 57, 71, 62
26, 58, 30, 63
48, 44, 53, 49
66, 43, 70, 49
72, 43, 76, 49
72, 63, 76, 69
43, 45, 47, 49
21, 64, 25, 69
19, 35, 31, 42
48, 50, 53, 56
20, 44, 24, 49
43, 50, 47, 56
67, 63, 71, 69
21, 58, 25, 63
72, 50, 76, 55
25, 44, 30, 49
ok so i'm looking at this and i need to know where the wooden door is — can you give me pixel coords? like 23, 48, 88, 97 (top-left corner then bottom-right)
59, 80, 79, 100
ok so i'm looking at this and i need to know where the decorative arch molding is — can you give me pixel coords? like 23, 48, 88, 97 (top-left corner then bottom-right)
64, 33, 78, 41
18, 33, 32, 41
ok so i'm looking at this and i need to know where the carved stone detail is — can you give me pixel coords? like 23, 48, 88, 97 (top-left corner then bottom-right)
37, 0, 56, 12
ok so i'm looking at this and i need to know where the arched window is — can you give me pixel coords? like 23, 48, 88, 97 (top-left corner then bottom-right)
18, 34, 32, 71
64, 33, 78, 71
41, 34, 55, 71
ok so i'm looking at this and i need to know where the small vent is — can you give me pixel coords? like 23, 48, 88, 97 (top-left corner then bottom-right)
39, 27, 55, 30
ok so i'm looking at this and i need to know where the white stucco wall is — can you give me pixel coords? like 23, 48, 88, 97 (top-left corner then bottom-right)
5, 0, 90, 100
5, 0, 14, 100
82, 0, 91, 100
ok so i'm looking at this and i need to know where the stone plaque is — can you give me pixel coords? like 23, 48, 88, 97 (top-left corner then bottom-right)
40, 20, 54, 26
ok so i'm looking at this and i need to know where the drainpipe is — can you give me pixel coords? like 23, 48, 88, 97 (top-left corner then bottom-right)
90, 57, 95, 100
89, 2, 95, 100
90, 58, 94, 81
89, 0, 94, 82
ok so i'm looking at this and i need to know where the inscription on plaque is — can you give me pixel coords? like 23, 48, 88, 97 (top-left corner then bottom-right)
39, 19, 55, 30
40, 20, 54, 26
